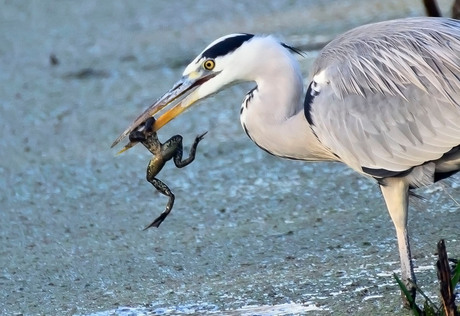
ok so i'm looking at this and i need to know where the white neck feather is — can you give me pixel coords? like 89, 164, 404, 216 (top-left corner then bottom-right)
238, 39, 335, 161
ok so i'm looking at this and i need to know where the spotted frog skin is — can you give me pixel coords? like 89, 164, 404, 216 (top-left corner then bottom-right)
129, 117, 206, 229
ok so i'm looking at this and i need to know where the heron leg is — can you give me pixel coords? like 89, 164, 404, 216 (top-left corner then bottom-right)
380, 178, 416, 308
173, 131, 207, 168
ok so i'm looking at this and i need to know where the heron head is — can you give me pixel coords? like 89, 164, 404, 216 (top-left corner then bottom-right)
111, 33, 257, 149
111, 33, 295, 151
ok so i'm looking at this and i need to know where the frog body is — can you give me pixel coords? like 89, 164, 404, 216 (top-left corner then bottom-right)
129, 117, 206, 229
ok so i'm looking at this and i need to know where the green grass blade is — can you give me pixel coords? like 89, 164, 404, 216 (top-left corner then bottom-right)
412, 281, 440, 313
423, 300, 436, 316
393, 273, 419, 316
451, 261, 460, 291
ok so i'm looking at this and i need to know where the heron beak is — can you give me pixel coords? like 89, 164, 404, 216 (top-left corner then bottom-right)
111, 71, 217, 153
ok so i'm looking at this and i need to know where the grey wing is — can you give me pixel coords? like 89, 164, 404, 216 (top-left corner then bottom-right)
305, 17, 460, 177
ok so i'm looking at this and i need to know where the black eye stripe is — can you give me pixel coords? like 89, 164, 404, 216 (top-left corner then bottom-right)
201, 34, 254, 59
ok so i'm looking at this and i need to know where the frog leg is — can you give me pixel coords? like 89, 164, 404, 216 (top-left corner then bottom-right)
143, 177, 175, 229
144, 158, 174, 229
173, 131, 208, 168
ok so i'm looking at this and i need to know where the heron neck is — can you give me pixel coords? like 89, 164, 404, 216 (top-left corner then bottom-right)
240, 76, 335, 161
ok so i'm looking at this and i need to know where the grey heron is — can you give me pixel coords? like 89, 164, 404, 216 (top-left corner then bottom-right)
112, 17, 460, 305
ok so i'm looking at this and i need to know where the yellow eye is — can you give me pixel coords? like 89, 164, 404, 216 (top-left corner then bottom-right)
203, 59, 215, 70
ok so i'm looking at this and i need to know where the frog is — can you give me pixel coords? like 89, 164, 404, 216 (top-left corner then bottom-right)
128, 117, 207, 229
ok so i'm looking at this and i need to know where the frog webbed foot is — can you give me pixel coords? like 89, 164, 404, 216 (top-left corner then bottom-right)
143, 194, 174, 229
143, 212, 168, 230
195, 131, 208, 144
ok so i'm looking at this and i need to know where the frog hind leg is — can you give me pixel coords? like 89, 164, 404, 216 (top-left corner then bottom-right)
144, 176, 175, 229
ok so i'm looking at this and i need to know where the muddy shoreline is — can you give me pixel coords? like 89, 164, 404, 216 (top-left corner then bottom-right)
1, 1, 458, 315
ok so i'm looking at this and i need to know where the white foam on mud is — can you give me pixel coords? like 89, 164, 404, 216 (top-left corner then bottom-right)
81, 302, 324, 315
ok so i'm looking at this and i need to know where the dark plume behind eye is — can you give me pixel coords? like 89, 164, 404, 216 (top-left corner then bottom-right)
200, 34, 254, 59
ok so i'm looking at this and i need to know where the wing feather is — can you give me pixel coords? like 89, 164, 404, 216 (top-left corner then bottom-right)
307, 17, 460, 175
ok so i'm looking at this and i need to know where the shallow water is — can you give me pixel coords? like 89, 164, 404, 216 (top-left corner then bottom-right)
1, 1, 459, 315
